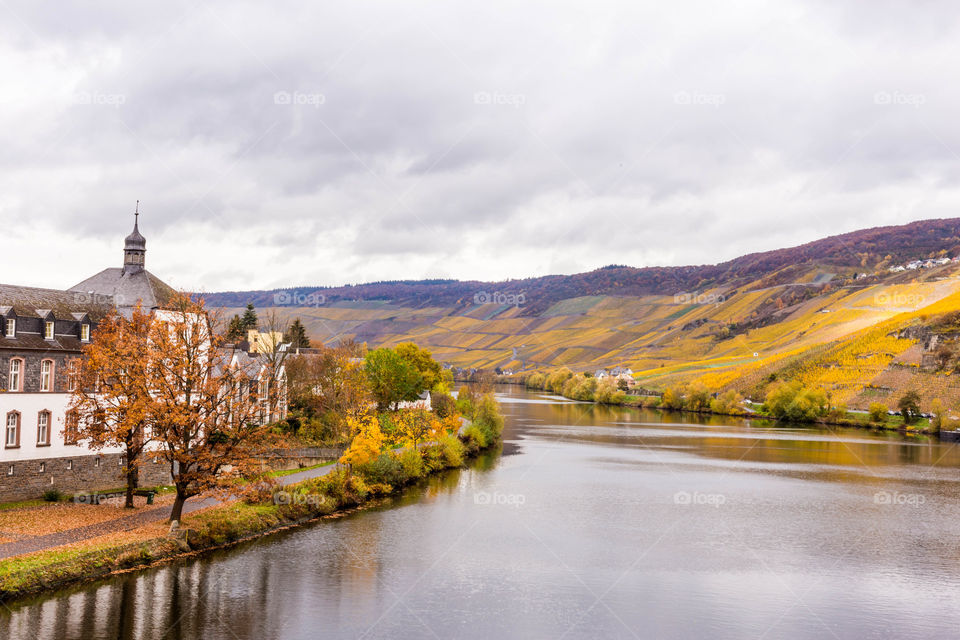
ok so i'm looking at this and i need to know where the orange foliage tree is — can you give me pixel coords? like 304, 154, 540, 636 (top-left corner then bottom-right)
70, 305, 154, 508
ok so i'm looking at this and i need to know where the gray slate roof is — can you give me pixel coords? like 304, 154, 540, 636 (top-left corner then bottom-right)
0, 284, 113, 319
69, 268, 176, 310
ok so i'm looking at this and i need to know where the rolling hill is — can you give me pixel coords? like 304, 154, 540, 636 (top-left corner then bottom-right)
203, 217, 960, 408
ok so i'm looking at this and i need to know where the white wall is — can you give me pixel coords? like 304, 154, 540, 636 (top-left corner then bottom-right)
0, 392, 121, 461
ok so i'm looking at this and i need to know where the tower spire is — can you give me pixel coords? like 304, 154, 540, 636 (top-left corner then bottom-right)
123, 202, 146, 274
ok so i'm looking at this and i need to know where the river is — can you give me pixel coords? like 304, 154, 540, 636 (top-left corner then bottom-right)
3, 386, 960, 639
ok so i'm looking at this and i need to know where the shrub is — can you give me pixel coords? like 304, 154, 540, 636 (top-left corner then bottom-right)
660, 387, 685, 410
868, 403, 888, 423
355, 453, 405, 487
765, 381, 828, 422
398, 448, 425, 480
431, 392, 457, 418
931, 399, 945, 430
594, 378, 626, 404
525, 373, 545, 390
898, 391, 922, 424
709, 390, 743, 415
42, 489, 64, 502
438, 433, 465, 468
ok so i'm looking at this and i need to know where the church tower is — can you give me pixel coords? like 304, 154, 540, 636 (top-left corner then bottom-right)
123, 201, 146, 275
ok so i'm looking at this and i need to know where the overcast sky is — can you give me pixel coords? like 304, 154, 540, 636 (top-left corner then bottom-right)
2, 1, 960, 292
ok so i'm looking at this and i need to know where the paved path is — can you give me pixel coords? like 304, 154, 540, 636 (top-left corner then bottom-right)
0, 463, 339, 560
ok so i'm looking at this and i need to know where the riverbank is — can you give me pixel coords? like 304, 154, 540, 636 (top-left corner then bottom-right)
0, 401, 504, 604
504, 380, 938, 435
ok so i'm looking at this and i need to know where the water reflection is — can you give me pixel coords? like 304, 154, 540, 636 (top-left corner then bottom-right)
2, 386, 959, 640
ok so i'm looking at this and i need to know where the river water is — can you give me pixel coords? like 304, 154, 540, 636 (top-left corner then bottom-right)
3, 386, 960, 639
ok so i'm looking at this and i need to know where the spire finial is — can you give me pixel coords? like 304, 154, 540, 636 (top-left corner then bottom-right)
134, 200, 139, 227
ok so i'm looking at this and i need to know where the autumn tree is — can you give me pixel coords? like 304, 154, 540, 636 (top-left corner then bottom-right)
70, 305, 154, 508
148, 294, 280, 522
898, 391, 922, 424
395, 342, 442, 391
285, 343, 371, 440
339, 413, 385, 467
365, 347, 424, 411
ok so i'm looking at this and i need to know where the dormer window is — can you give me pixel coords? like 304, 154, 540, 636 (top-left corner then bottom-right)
81, 324, 90, 341
44, 321, 55, 340
4, 318, 14, 337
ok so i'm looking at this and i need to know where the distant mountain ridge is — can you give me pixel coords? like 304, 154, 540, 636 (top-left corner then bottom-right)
201, 218, 960, 314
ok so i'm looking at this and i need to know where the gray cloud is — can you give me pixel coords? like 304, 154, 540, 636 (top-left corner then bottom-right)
2, 0, 959, 292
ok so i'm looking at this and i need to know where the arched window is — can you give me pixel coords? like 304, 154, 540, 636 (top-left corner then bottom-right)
37, 411, 51, 446
40, 359, 55, 392
8, 358, 23, 392
4, 412, 20, 448
64, 410, 79, 445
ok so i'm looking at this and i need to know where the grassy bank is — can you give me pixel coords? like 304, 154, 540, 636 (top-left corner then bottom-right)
0, 397, 504, 604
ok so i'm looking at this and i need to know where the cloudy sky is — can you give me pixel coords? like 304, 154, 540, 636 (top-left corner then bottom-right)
2, 1, 960, 292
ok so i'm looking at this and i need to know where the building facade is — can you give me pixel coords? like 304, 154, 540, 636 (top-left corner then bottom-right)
0, 215, 177, 501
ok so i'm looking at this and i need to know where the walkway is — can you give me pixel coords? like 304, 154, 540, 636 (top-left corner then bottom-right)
0, 463, 339, 560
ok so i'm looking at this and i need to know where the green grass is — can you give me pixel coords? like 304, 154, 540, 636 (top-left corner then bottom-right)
0, 499, 46, 511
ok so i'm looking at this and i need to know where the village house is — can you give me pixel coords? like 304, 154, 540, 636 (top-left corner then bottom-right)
0, 213, 287, 501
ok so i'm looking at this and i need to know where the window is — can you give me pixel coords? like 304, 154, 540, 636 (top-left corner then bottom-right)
67, 360, 79, 392
94, 457, 100, 468
67, 459, 73, 470
40, 360, 54, 392
4, 412, 20, 448
80, 323, 90, 341
4, 318, 14, 337
44, 321, 55, 340
8, 358, 22, 391
37, 411, 50, 446
38, 462, 45, 473
64, 410, 79, 445
6, 465, 12, 476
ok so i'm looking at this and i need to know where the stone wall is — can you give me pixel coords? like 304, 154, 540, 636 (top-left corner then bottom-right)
0, 453, 173, 503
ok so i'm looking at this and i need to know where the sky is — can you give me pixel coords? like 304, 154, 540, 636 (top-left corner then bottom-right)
2, 0, 960, 293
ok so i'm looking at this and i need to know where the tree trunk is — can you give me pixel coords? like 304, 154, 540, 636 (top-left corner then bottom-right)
169, 490, 187, 522
124, 463, 138, 508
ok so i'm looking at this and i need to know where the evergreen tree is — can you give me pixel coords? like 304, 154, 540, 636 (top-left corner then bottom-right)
226, 315, 245, 342
240, 303, 258, 331
284, 318, 311, 349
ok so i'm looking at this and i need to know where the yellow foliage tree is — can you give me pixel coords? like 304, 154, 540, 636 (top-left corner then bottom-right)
339, 414, 385, 467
